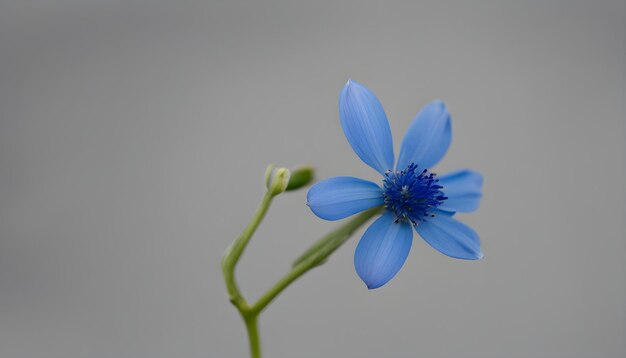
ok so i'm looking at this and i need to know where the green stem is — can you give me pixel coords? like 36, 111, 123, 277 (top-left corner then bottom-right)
222, 191, 274, 309
222, 182, 381, 358
243, 314, 261, 358
250, 206, 382, 314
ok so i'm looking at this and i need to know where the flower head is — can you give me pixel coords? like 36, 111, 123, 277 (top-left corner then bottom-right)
307, 80, 483, 289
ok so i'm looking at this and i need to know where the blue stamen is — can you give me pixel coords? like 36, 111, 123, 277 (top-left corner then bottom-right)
382, 163, 447, 225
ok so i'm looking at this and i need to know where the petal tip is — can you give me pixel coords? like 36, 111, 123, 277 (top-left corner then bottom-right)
344, 78, 357, 91
357, 270, 391, 290
360, 275, 386, 290
429, 100, 450, 123
430, 99, 447, 112
463, 248, 484, 260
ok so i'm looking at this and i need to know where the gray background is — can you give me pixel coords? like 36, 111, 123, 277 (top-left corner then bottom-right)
1, 1, 624, 357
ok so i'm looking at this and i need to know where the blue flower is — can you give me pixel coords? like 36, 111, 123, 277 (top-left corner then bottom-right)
307, 80, 483, 289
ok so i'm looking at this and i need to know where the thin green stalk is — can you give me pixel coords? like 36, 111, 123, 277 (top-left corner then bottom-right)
250, 206, 382, 315
221, 191, 274, 309
243, 314, 261, 358
222, 169, 381, 358
291, 206, 383, 268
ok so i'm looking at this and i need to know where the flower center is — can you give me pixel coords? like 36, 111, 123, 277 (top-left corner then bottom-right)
382, 163, 447, 226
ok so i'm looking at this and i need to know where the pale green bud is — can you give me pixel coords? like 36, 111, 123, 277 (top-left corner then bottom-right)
269, 168, 290, 196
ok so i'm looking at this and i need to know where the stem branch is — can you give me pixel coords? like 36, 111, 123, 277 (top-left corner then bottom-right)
251, 206, 382, 314
222, 179, 382, 358
222, 191, 274, 310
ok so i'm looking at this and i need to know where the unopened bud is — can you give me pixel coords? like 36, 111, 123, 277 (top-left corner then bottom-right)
286, 165, 315, 191
269, 168, 290, 195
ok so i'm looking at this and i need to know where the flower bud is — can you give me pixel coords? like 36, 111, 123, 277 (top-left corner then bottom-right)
269, 168, 290, 196
286, 165, 315, 191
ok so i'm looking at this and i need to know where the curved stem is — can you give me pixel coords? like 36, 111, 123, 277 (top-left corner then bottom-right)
222, 184, 381, 358
222, 191, 274, 309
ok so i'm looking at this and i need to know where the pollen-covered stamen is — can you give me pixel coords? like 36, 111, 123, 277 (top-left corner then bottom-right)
382, 163, 447, 226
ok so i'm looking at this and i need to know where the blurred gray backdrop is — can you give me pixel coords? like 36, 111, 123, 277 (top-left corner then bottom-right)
1, 1, 624, 357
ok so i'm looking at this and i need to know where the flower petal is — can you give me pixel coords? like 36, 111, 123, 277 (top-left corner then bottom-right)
396, 100, 452, 171
416, 215, 483, 260
354, 212, 413, 289
438, 169, 483, 213
339, 80, 395, 174
307, 176, 384, 221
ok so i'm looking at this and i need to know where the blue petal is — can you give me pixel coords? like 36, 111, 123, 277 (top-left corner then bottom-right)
307, 177, 384, 221
396, 100, 452, 171
437, 169, 483, 213
415, 215, 483, 260
432, 208, 455, 217
339, 80, 395, 175
354, 212, 413, 289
